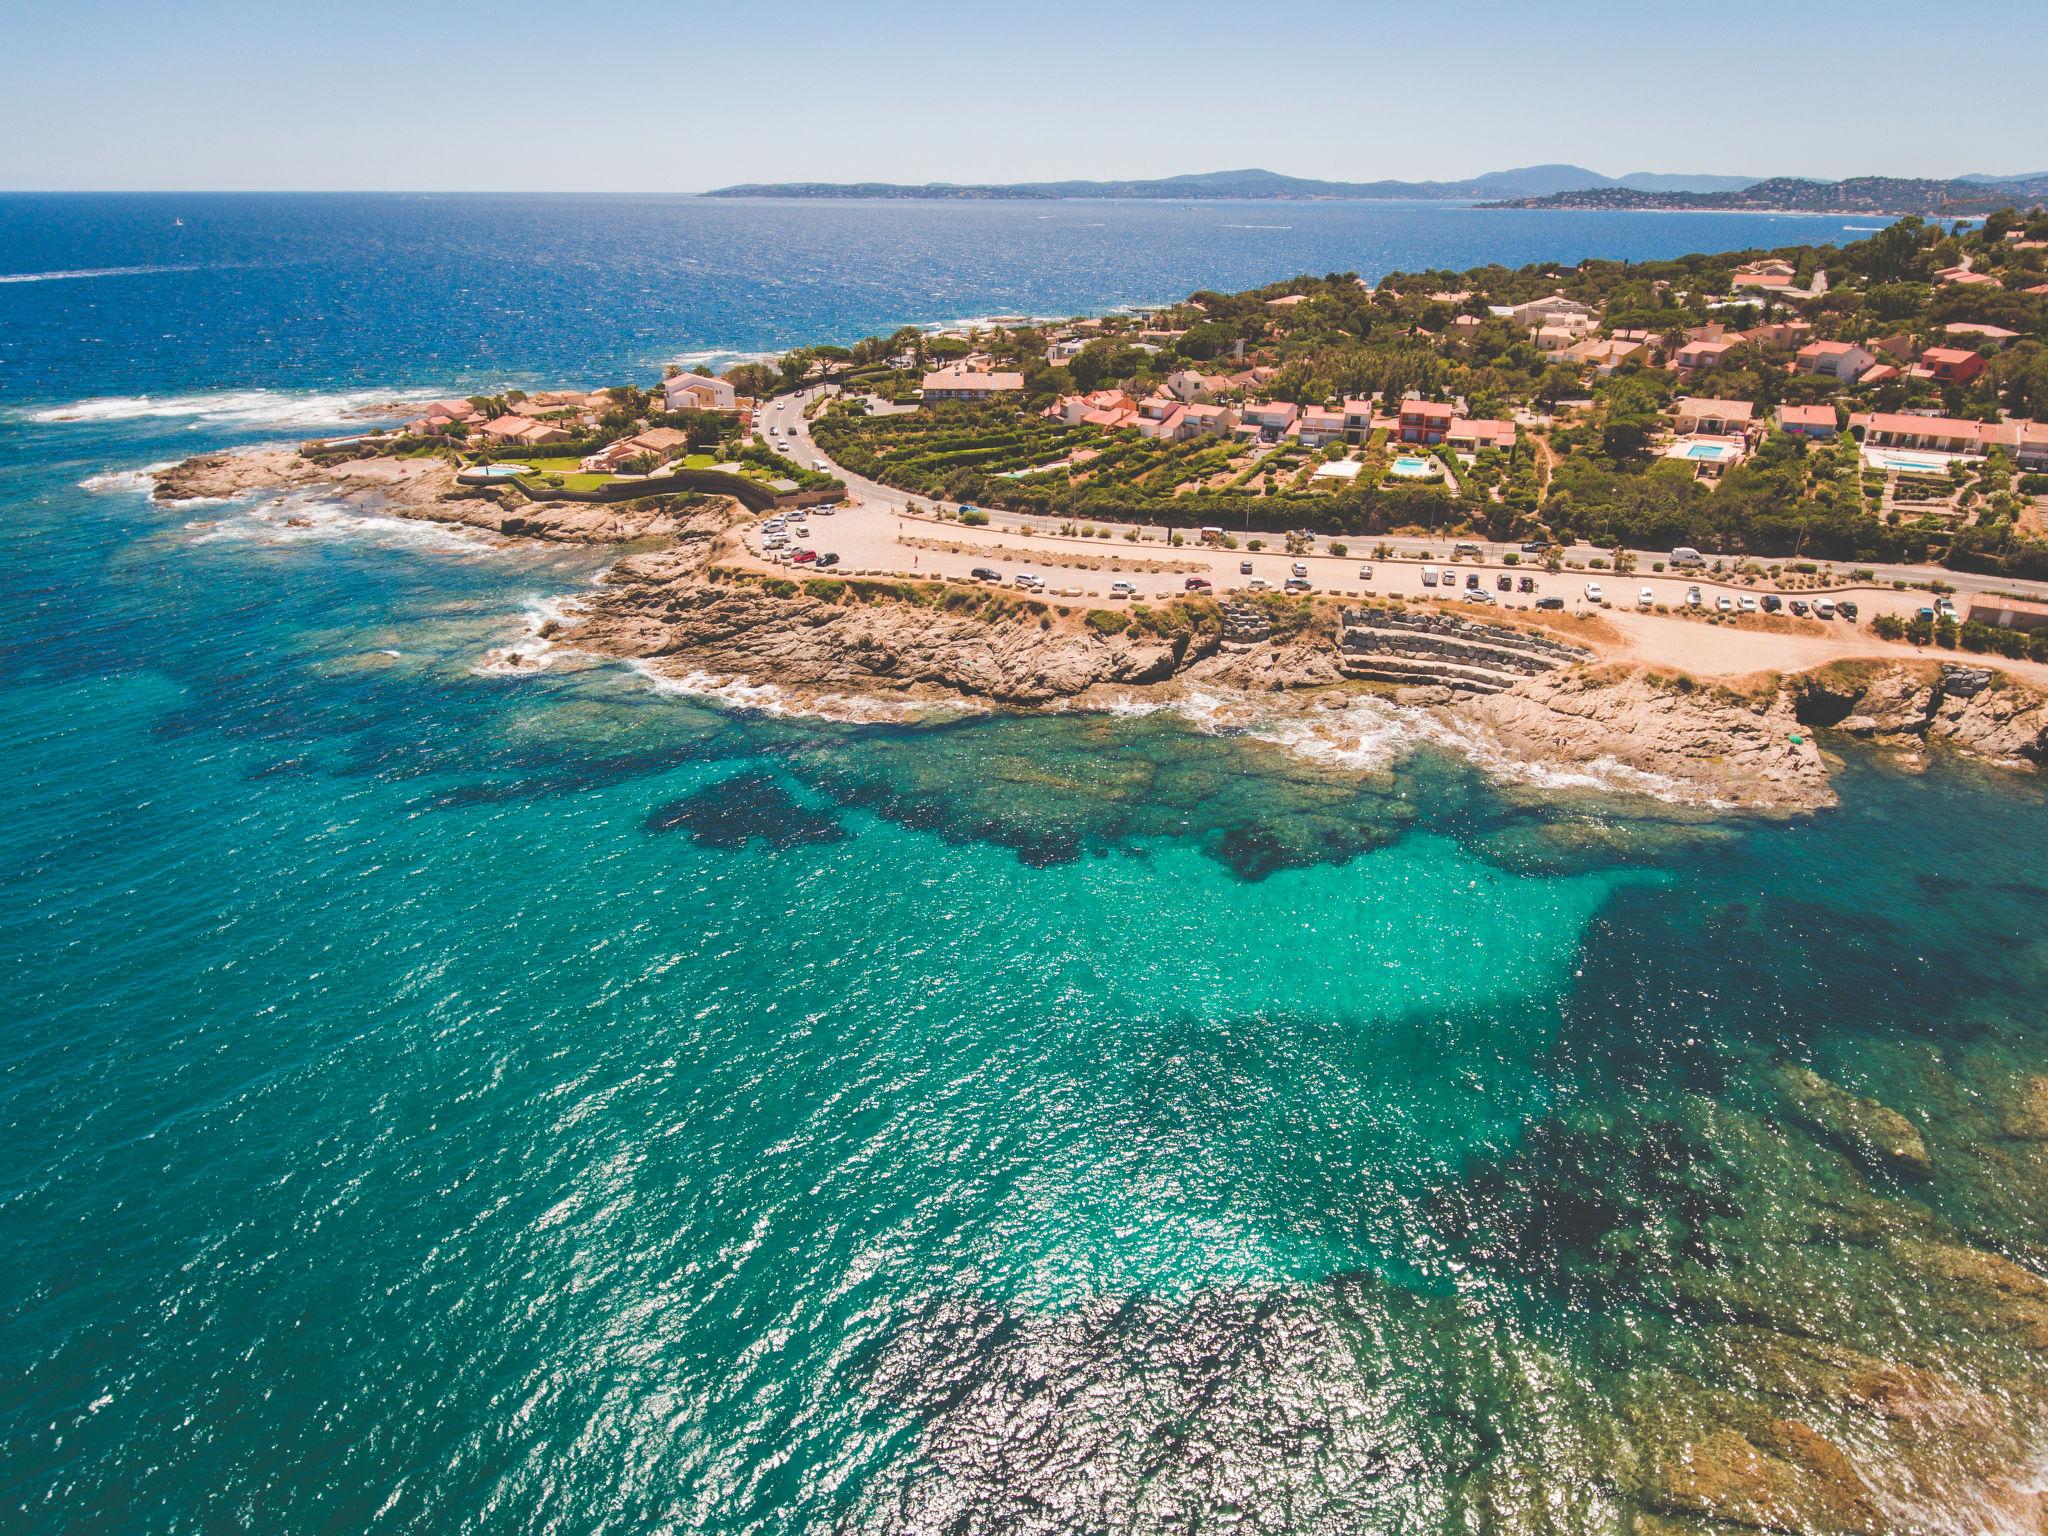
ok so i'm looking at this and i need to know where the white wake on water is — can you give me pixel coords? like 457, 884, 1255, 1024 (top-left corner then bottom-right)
181, 493, 494, 556
26, 386, 444, 430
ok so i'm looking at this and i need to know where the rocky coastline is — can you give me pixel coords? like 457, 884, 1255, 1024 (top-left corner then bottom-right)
153, 448, 2048, 815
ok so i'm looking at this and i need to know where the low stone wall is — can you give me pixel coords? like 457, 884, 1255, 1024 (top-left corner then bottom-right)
508, 469, 839, 513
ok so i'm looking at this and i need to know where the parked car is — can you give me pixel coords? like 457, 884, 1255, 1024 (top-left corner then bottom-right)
1761, 594, 1782, 613
1838, 600, 1859, 620
1465, 572, 1481, 589
815, 552, 840, 567
1790, 599, 1810, 617
1520, 541, 1549, 554
1638, 587, 1655, 607
1517, 576, 1536, 594
1462, 589, 1496, 604
1108, 581, 1136, 598
1239, 560, 1254, 575
1686, 585, 1703, 606
1013, 572, 1043, 590
1814, 598, 1837, 619
1183, 576, 1212, 591
1357, 564, 1374, 580
970, 566, 1001, 583
1284, 577, 1312, 592
1717, 595, 1736, 613
1738, 596, 1759, 614
1497, 574, 1513, 591
791, 548, 817, 564
1422, 566, 1441, 587
1292, 562, 1308, 579
1247, 577, 1271, 591
1455, 543, 1482, 558
1536, 596, 1565, 610
1584, 582, 1604, 602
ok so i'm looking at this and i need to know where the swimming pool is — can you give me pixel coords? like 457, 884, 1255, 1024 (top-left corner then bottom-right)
1683, 442, 1737, 462
457, 463, 534, 484
1389, 455, 1441, 479
1876, 453, 1947, 474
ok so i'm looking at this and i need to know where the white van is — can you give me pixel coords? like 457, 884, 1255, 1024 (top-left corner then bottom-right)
1422, 566, 1441, 587
1671, 546, 1704, 567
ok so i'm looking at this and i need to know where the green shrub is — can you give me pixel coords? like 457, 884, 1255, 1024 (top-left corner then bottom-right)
761, 577, 798, 598
1084, 609, 1131, 635
958, 508, 989, 526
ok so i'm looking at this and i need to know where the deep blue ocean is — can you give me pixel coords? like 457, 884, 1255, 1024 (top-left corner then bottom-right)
4, 194, 2047, 1534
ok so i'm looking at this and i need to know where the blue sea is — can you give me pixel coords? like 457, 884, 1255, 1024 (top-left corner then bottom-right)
4, 194, 2047, 1534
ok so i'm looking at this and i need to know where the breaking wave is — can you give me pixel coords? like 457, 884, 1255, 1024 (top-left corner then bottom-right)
23, 387, 442, 430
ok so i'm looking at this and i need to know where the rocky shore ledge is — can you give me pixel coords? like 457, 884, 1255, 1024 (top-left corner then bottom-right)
153, 451, 2048, 813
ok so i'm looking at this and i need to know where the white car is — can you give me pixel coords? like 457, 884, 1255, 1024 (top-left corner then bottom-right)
1014, 573, 1044, 591
1357, 564, 1374, 580
1738, 595, 1759, 614
812, 458, 828, 470
1687, 586, 1702, 606
1108, 581, 1136, 598
1716, 595, 1736, 613
1584, 582, 1604, 602
1639, 587, 1655, 607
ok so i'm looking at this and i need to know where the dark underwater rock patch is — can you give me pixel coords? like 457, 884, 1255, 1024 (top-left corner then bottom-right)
646, 771, 846, 849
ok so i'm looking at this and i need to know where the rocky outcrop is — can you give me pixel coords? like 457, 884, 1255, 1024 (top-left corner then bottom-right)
568, 546, 1210, 706
1777, 1066, 1933, 1179
1463, 670, 1835, 811
1796, 662, 2048, 770
152, 447, 697, 543
1337, 606, 1590, 693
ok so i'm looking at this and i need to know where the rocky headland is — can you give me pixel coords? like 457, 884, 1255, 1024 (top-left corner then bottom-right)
153, 448, 2048, 815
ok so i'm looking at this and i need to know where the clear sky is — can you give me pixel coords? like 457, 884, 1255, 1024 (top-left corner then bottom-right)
4, 0, 2043, 192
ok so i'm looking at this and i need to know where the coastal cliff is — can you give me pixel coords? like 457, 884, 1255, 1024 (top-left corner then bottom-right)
152, 448, 2048, 814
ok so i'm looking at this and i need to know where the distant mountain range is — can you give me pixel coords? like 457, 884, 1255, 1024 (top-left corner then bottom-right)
1481, 175, 2048, 215
704, 165, 1761, 202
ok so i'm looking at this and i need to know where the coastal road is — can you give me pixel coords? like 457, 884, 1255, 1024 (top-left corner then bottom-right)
741, 387, 2048, 683
775, 384, 2048, 604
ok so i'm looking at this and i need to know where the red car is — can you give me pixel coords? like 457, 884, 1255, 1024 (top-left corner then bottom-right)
1184, 576, 1212, 591
790, 548, 818, 564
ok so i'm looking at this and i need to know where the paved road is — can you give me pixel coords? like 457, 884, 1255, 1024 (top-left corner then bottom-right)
759, 385, 2048, 609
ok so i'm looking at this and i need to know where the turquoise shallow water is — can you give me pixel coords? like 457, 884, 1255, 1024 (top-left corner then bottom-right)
6, 196, 2048, 1532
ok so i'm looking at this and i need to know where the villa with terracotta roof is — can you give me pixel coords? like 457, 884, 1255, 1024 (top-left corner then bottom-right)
1237, 401, 1300, 442
1935, 266, 1999, 288
408, 398, 483, 434
920, 366, 1025, 402
1165, 369, 1234, 403
479, 414, 572, 446
1850, 411, 1990, 457
1342, 399, 1374, 443
1446, 417, 1516, 453
1674, 398, 1755, 437
1396, 399, 1455, 444
1943, 323, 2019, 347
1776, 403, 1839, 440
1297, 407, 1347, 449
1909, 347, 1988, 386
1054, 389, 1137, 426
1792, 340, 1876, 383
1672, 337, 1740, 374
